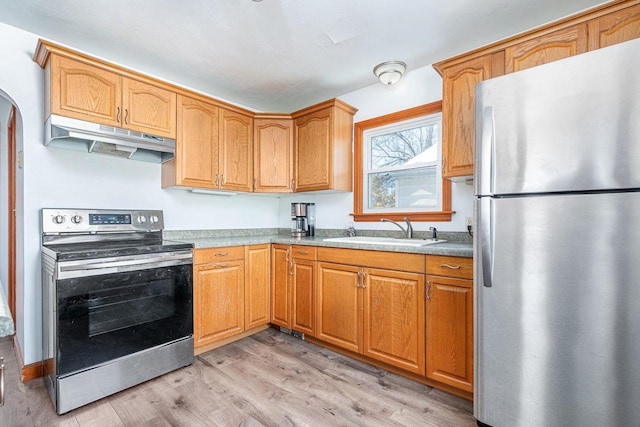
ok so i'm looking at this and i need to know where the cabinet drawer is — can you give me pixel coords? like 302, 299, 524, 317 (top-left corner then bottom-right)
291, 245, 317, 260
426, 255, 473, 279
317, 247, 424, 274
194, 246, 244, 264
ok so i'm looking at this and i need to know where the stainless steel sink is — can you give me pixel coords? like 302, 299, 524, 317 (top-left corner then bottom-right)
322, 236, 446, 247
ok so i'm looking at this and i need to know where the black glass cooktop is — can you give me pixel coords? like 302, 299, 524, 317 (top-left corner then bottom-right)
43, 239, 193, 261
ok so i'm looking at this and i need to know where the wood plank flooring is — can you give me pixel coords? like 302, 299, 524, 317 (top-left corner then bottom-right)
0, 329, 475, 426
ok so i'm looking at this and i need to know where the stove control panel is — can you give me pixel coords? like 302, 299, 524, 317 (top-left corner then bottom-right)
42, 209, 164, 234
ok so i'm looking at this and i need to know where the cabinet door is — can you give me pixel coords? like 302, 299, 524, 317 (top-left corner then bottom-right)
316, 262, 361, 353
294, 109, 332, 191
245, 244, 271, 330
441, 55, 492, 179
426, 275, 473, 392
220, 110, 253, 192
588, 4, 640, 50
271, 244, 291, 328
292, 258, 316, 336
254, 118, 294, 192
50, 55, 122, 127
505, 24, 588, 73
193, 260, 245, 347
122, 78, 177, 138
362, 268, 425, 375
174, 95, 220, 188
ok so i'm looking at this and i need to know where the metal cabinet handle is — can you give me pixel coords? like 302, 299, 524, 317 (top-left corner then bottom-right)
426, 280, 431, 300
215, 263, 229, 268
289, 261, 293, 276
285, 248, 291, 262
215, 252, 228, 257
361, 272, 367, 289
291, 179, 295, 190
215, 174, 219, 187
296, 250, 309, 255
116, 107, 121, 123
0, 357, 4, 407
124, 109, 129, 125
356, 271, 361, 288
440, 263, 461, 270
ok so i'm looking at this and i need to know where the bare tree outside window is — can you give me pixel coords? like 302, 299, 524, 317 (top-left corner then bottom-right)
366, 122, 440, 210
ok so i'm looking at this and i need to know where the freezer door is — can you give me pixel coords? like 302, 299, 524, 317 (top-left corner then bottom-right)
475, 38, 640, 196
475, 192, 640, 427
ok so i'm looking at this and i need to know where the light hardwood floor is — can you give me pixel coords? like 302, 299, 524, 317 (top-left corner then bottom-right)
0, 329, 475, 426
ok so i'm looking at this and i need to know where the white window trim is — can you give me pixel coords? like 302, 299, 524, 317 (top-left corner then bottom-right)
362, 113, 443, 214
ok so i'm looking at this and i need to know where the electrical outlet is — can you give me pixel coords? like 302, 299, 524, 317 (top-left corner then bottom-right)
465, 216, 473, 227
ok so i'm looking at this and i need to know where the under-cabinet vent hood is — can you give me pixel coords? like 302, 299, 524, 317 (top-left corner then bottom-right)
45, 115, 175, 163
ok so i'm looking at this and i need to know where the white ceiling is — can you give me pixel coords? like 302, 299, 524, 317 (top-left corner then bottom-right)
0, 0, 607, 112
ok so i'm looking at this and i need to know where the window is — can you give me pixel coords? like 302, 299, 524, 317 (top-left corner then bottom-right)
353, 102, 453, 222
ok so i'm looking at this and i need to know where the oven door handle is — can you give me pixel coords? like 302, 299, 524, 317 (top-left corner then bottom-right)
57, 252, 193, 279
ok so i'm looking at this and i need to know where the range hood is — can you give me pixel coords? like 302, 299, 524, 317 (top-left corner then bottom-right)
45, 115, 175, 163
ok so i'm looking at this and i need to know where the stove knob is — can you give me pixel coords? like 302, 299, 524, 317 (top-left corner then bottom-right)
137, 215, 147, 224
150, 215, 159, 224
52, 215, 65, 224
71, 215, 83, 224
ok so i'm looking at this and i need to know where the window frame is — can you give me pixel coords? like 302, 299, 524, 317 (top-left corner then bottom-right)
352, 101, 453, 222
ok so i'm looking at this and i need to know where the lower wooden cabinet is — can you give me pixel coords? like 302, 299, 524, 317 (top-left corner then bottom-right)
271, 244, 317, 336
194, 245, 270, 348
316, 248, 426, 375
426, 255, 474, 392
316, 262, 361, 352
194, 250, 245, 347
244, 244, 271, 330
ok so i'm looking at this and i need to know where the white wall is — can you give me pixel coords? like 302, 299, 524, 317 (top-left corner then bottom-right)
278, 66, 475, 233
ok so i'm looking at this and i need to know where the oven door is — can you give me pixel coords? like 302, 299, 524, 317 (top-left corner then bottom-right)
53, 251, 193, 377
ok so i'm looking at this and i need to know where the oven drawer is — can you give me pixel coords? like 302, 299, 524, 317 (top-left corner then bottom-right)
194, 246, 244, 264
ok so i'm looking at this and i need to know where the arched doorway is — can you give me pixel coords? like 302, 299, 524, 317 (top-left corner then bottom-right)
0, 94, 17, 325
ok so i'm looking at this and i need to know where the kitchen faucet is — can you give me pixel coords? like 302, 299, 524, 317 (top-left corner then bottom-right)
380, 217, 413, 239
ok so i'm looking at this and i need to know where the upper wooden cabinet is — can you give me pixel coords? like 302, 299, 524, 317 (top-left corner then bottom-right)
434, 0, 640, 180
220, 110, 253, 192
165, 95, 220, 189
441, 55, 493, 179
588, 3, 640, 49
162, 95, 253, 191
254, 115, 294, 193
292, 99, 358, 192
46, 54, 176, 138
504, 24, 588, 73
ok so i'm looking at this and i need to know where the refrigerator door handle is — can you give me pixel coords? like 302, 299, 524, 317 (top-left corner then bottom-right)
478, 106, 495, 196
478, 197, 495, 288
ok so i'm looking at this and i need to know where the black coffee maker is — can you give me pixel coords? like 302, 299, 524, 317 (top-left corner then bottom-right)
290, 202, 316, 237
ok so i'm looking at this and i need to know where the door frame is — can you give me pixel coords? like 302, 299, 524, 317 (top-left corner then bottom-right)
7, 105, 16, 322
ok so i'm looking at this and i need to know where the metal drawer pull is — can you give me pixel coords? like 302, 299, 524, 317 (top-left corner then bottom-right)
426, 280, 431, 300
361, 272, 367, 289
215, 263, 229, 268
356, 272, 361, 288
215, 252, 229, 257
296, 250, 309, 255
285, 248, 291, 262
0, 357, 4, 407
116, 107, 121, 123
289, 261, 293, 276
440, 263, 461, 270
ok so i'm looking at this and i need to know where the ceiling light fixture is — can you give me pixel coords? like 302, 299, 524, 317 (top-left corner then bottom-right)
373, 61, 407, 85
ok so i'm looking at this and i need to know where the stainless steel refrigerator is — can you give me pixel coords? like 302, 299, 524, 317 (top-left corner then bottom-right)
474, 38, 640, 427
